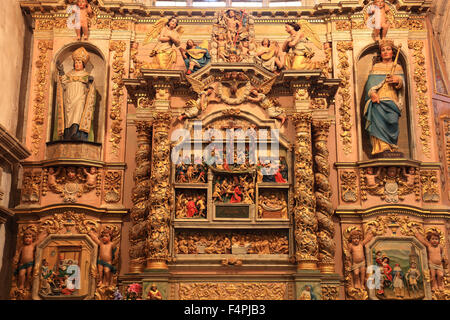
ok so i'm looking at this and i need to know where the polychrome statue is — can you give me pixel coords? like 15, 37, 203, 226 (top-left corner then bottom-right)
56, 47, 96, 142
180, 40, 211, 74
363, 40, 404, 156
144, 17, 183, 70
282, 20, 322, 70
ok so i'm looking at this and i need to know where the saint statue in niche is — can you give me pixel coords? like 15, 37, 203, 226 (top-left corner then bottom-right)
363, 40, 405, 156
55, 46, 96, 142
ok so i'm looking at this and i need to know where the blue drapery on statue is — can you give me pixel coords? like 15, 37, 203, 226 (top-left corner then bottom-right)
363, 74, 403, 147
184, 46, 211, 72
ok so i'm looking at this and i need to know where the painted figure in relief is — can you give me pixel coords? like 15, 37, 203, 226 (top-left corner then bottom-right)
147, 283, 163, 300
13, 229, 48, 291
56, 47, 96, 142
298, 285, 317, 300
366, 0, 391, 41
406, 261, 421, 293
347, 229, 374, 289
282, 20, 322, 70
144, 17, 183, 70
88, 229, 118, 286
414, 230, 448, 290
363, 40, 404, 156
255, 39, 284, 73
180, 40, 211, 75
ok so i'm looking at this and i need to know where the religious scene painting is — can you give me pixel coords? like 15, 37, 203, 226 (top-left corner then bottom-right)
32, 235, 97, 300
366, 238, 431, 300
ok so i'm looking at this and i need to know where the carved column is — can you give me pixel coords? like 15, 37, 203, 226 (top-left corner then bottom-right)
146, 112, 173, 270
292, 113, 318, 270
129, 121, 152, 273
312, 120, 335, 273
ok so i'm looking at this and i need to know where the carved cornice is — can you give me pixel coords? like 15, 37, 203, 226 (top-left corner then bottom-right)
20, 1, 433, 19
0, 124, 30, 166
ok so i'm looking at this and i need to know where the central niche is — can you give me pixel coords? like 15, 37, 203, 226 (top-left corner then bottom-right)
172, 115, 292, 258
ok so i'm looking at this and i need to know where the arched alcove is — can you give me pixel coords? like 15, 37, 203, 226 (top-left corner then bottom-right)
356, 43, 413, 160
47, 43, 107, 146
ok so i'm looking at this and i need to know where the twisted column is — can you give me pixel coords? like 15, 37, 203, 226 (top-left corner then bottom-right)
146, 112, 173, 269
312, 120, 335, 274
292, 113, 318, 270
129, 121, 152, 273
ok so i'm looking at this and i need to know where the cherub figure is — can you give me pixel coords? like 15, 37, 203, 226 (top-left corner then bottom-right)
366, 0, 391, 41
88, 228, 118, 287
83, 167, 97, 188
47, 167, 62, 192
414, 230, 448, 290
180, 87, 214, 122
13, 228, 48, 290
347, 229, 374, 289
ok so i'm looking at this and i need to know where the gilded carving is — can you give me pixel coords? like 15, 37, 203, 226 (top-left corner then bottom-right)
335, 20, 351, 31
175, 230, 288, 255
360, 166, 419, 203
408, 40, 431, 157
40, 211, 99, 235
336, 41, 353, 155
321, 285, 339, 300
364, 214, 423, 237
103, 171, 122, 203
111, 20, 129, 31
31, 40, 53, 156
130, 121, 152, 272
292, 113, 318, 269
179, 282, 287, 300
340, 171, 358, 202
146, 112, 173, 269
313, 121, 335, 273
420, 170, 440, 202
21, 169, 42, 203
130, 42, 143, 78
109, 41, 127, 155
43, 166, 100, 203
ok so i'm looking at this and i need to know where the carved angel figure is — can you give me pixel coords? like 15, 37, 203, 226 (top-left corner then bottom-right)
247, 77, 286, 125
178, 76, 216, 121
143, 17, 183, 70
255, 38, 284, 73
282, 20, 322, 70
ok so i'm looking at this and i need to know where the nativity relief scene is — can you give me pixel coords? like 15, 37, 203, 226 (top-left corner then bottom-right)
1, 0, 449, 301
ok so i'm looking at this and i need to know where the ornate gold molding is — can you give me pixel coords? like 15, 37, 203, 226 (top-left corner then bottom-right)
336, 41, 353, 155
340, 171, 358, 202
364, 213, 423, 237
420, 170, 440, 202
312, 121, 335, 273
321, 285, 339, 300
408, 40, 431, 158
31, 40, 52, 156
292, 113, 318, 270
129, 121, 152, 273
21, 169, 42, 203
146, 112, 172, 269
104, 171, 122, 203
178, 282, 287, 300
109, 41, 127, 156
